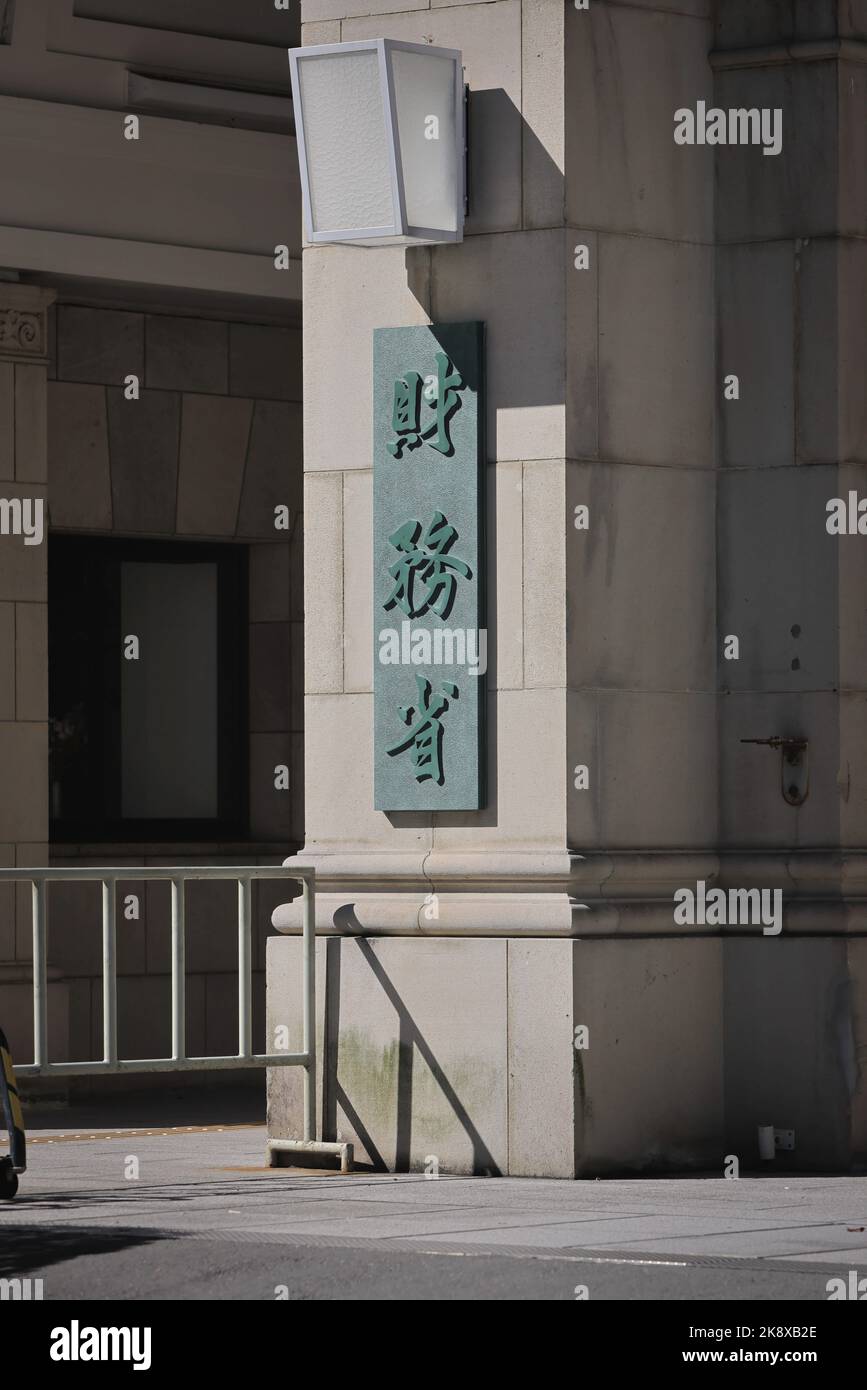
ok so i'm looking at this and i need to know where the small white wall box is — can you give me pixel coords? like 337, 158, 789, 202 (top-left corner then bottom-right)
758, 1125, 776, 1160
289, 39, 466, 247
758, 1125, 795, 1158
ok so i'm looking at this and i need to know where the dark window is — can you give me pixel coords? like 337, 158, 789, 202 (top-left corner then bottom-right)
49, 537, 247, 842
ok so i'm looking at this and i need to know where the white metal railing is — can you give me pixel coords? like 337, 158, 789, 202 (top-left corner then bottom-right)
0, 865, 317, 1142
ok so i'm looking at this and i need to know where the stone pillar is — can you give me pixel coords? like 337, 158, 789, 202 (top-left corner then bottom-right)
268, 0, 721, 1176
0, 282, 66, 1065
713, 4, 867, 1169
268, 0, 866, 1174
559, 0, 721, 1173
287, 0, 576, 933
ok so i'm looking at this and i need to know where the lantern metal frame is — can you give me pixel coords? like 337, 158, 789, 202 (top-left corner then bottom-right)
289, 38, 466, 246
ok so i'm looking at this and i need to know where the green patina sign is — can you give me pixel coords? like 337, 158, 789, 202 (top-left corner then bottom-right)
374, 323, 485, 812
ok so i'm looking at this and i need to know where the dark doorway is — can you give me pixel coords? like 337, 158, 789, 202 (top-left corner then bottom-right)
49, 536, 247, 842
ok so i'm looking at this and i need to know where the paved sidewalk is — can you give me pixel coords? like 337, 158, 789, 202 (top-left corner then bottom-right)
3, 1122, 867, 1299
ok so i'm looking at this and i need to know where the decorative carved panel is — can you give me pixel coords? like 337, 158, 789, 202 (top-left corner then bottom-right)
0, 287, 54, 361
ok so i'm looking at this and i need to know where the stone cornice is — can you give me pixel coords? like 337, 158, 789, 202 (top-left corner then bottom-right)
710, 36, 867, 71
284, 846, 867, 894
0, 284, 55, 363
273, 848, 867, 936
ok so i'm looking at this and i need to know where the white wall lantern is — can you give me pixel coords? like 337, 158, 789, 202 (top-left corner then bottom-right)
288, 39, 466, 247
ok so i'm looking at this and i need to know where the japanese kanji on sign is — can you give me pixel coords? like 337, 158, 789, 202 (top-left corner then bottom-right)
373, 322, 486, 811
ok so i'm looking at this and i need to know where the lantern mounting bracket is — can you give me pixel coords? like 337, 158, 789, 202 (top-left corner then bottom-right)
740, 737, 809, 807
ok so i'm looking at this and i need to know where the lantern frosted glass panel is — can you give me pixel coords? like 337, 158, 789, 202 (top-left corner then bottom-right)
290, 40, 464, 246
295, 48, 395, 237
389, 48, 459, 236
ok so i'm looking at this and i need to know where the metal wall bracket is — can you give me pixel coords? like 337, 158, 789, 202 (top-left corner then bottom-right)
741, 737, 809, 807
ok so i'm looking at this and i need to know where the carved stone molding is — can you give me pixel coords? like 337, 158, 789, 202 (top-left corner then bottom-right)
0, 307, 43, 354
0, 284, 55, 362
273, 847, 867, 938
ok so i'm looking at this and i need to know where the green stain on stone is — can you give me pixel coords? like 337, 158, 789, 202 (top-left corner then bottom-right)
335, 1028, 500, 1157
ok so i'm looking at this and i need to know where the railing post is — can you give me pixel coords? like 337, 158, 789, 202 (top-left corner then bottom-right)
171, 878, 186, 1062
31, 878, 48, 1070
302, 874, 316, 1142
102, 879, 117, 1066
237, 876, 252, 1060
5, 866, 317, 1098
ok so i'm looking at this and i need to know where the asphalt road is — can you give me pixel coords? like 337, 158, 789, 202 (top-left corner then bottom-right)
3, 1224, 861, 1301
2, 1121, 867, 1301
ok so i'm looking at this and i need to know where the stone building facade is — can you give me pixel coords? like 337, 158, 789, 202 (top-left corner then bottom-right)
1, 0, 866, 1173
0, 0, 303, 1081
268, 0, 867, 1176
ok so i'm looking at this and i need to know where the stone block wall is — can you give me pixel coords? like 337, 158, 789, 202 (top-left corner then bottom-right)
564, 0, 717, 852
0, 284, 54, 1066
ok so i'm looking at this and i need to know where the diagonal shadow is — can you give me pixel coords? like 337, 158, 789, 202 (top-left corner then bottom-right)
0, 1224, 172, 1279
336, 937, 500, 1177
324, 937, 388, 1173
